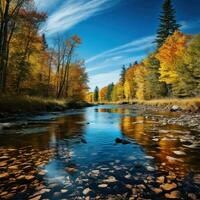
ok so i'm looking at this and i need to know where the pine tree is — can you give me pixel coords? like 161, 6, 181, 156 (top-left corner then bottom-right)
120, 65, 126, 85
156, 0, 180, 48
94, 86, 99, 102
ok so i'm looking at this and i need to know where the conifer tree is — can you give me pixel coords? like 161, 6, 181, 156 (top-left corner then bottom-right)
156, 0, 180, 48
94, 86, 99, 102
120, 65, 126, 85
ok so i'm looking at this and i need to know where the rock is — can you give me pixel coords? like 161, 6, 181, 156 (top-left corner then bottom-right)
126, 184, 133, 189
98, 184, 108, 188
170, 105, 181, 112
151, 187, 162, 194
83, 188, 92, 195
193, 174, 200, 184
160, 183, 177, 191
115, 138, 130, 144
165, 190, 181, 199
0, 161, 7, 167
166, 156, 183, 163
188, 193, 197, 200
0, 173, 9, 179
81, 138, 87, 144
65, 167, 77, 173
25, 175, 35, 181
61, 189, 68, 193
8, 165, 18, 170
103, 176, 117, 183
146, 166, 155, 172
156, 176, 165, 184
173, 151, 186, 156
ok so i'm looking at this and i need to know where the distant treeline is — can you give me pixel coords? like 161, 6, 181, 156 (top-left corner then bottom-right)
86, 0, 200, 103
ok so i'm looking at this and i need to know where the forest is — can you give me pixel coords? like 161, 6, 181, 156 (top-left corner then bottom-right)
87, 0, 200, 105
0, 0, 88, 102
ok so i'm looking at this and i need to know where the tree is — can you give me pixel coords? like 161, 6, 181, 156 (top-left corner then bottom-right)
120, 65, 126, 85
94, 86, 99, 102
156, 31, 187, 96
156, 0, 180, 48
106, 83, 114, 102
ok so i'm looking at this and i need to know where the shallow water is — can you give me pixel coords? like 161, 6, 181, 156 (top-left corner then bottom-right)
0, 105, 200, 199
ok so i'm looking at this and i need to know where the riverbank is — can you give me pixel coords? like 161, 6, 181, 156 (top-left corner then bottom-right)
99, 98, 200, 131
0, 95, 91, 119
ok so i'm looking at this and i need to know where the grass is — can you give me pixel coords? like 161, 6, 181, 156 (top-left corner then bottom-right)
0, 95, 91, 115
0, 95, 67, 114
99, 98, 200, 112
135, 98, 200, 111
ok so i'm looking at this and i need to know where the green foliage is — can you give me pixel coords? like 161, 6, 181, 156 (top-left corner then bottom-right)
156, 0, 180, 48
94, 86, 99, 102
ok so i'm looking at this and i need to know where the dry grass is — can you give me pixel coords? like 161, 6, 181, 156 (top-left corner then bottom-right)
0, 95, 67, 114
137, 98, 200, 111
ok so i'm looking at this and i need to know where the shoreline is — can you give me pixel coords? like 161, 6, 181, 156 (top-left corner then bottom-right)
0, 95, 92, 120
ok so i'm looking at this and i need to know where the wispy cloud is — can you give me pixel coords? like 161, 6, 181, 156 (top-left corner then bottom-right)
39, 0, 120, 36
86, 35, 155, 64
181, 19, 200, 31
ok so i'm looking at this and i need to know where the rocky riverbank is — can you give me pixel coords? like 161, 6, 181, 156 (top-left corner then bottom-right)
130, 104, 200, 132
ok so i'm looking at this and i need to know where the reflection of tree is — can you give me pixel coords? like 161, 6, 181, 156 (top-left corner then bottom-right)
120, 116, 189, 175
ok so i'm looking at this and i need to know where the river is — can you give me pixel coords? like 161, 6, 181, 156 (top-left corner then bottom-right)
0, 105, 200, 199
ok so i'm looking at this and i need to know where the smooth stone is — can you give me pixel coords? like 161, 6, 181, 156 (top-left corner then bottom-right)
0, 161, 7, 167
98, 184, 108, 188
188, 193, 197, 200
173, 151, 186, 156
83, 188, 92, 195
61, 189, 68, 193
25, 175, 35, 181
156, 176, 165, 184
151, 187, 162, 194
193, 174, 200, 184
103, 176, 117, 183
165, 190, 181, 199
146, 166, 156, 172
0, 173, 9, 179
166, 156, 183, 163
160, 183, 177, 191
8, 165, 18, 170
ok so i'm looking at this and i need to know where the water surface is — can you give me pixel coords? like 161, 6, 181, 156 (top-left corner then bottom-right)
0, 105, 200, 199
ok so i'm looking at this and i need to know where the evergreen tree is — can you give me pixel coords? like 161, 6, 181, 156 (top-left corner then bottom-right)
156, 0, 180, 48
94, 86, 99, 102
106, 83, 114, 101
42, 34, 48, 50
120, 65, 126, 85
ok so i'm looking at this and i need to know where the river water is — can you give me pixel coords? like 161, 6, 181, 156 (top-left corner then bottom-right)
0, 105, 200, 199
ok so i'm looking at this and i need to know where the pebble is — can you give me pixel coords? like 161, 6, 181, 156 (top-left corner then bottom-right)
103, 176, 117, 183
160, 183, 177, 191
83, 188, 92, 195
165, 190, 181, 199
98, 184, 108, 188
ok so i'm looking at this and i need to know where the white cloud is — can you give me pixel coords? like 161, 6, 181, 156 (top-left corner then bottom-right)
85, 35, 155, 64
180, 19, 200, 31
40, 0, 120, 36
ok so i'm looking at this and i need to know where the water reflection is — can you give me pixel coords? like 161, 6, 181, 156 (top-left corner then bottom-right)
0, 106, 199, 199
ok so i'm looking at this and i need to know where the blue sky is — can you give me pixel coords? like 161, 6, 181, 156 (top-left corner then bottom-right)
34, 0, 200, 91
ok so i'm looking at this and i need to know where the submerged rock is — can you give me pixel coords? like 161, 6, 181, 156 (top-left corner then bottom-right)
165, 190, 181, 199
115, 138, 130, 144
98, 184, 108, 188
103, 176, 117, 183
160, 183, 177, 191
83, 188, 92, 195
